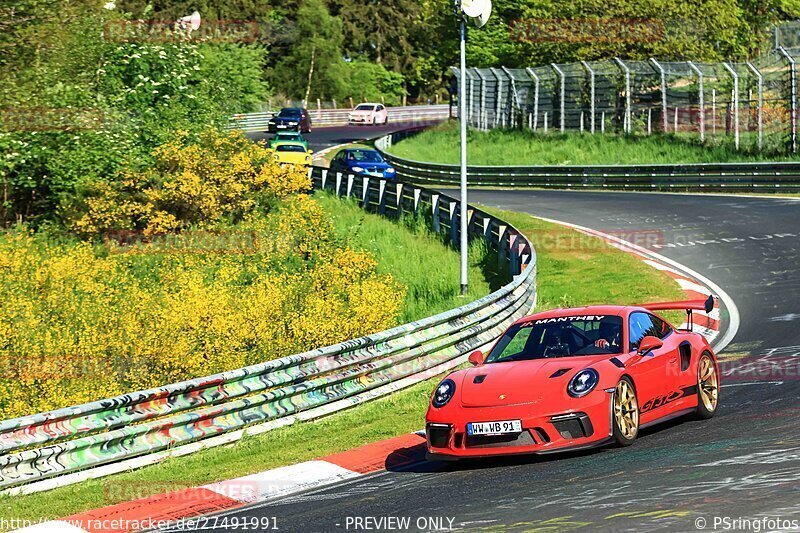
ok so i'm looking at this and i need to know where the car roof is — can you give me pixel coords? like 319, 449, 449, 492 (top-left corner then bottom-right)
342, 148, 378, 153
356, 103, 381, 106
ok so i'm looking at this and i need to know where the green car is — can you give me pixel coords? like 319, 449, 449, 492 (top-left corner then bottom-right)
267, 132, 309, 150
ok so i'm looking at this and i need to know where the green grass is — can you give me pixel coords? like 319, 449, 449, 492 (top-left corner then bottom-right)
317, 192, 494, 322
386, 121, 797, 166
1, 204, 686, 525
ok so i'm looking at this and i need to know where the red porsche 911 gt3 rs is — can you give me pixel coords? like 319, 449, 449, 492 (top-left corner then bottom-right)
425, 297, 720, 459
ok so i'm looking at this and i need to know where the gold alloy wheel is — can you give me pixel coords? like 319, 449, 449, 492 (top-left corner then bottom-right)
698, 356, 719, 412
614, 379, 639, 440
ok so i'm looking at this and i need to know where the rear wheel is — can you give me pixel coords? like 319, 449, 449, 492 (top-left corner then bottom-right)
696, 353, 719, 419
612, 377, 639, 446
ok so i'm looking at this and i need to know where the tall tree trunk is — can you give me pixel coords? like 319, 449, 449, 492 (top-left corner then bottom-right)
304, 38, 317, 105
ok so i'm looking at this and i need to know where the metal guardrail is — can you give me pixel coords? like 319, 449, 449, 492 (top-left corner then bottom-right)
230, 105, 451, 132
0, 166, 536, 492
375, 129, 800, 192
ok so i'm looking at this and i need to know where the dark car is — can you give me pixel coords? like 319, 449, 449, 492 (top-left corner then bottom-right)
268, 108, 312, 133
329, 148, 397, 180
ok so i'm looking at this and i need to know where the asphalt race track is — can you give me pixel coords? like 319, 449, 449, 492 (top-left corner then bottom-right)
185, 129, 800, 532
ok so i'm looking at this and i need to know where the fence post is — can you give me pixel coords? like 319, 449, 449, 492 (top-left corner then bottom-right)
551, 63, 566, 132
722, 62, 740, 150
362, 177, 370, 207
449, 201, 458, 246
581, 61, 596, 133
490, 68, 503, 128
346, 174, 354, 197
321, 169, 328, 189
502, 66, 521, 128
687, 61, 704, 142
395, 183, 404, 217
746, 61, 764, 150
413, 187, 421, 217
475, 69, 488, 131
614, 58, 632, 134
779, 47, 797, 153
525, 67, 540, 131
649, 58, 667, 133
335, 172, 343, 195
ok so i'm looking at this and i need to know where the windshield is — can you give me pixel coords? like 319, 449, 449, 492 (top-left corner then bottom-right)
355, 104, 375, 111
277, 145, 306, 152
278, 109, 302, 117
346, 150, 383, 163
486, 315, 624, 363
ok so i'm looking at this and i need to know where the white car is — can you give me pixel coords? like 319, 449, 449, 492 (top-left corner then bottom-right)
348, 103, 389, 126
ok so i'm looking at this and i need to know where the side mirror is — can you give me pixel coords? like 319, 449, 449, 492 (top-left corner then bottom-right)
636, 336, 663, 356
308, 149, 313, 154
468, 350, 486, 366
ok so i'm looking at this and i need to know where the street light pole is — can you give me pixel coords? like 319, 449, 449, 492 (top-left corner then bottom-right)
459, 18, 469, 295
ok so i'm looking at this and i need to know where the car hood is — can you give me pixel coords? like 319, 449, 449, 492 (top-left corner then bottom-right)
458, 356, 608, 408
350, 110, 374, 116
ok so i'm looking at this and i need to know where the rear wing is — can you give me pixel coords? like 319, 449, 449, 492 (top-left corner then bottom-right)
641, 295, 715, 330
641, 294, 714, 314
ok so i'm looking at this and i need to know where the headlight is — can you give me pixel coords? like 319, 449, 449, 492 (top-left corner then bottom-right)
567, 369, 599, 398
351, 166, 365, 173
432, 378, 456, 408
386, 167, 396, 173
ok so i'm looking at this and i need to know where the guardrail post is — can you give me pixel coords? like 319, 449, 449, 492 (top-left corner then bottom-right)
466, 69, 475, 127
432, 194, 441, 232
525, 68, 540, 131
497, 225, 508, 269
649, 58, 667, 133
551, 64, 566, 132
378, 179, 387, 214
779, 47, 797, 153
413, 187, 421, 218
449, 201, 458, 246
723, 62, 740, 150
614, 58, 632, 134
482, 217, 492, 243
321, 169, 328, 189
581, 61, 596, 133
747, 61, 764, 150
362, 177, 370, 207
395, 183, 404, 217
346, 174, 354, 197
687, 61, 704, 142
509, 233, 519, 275
335, 172, 343, 196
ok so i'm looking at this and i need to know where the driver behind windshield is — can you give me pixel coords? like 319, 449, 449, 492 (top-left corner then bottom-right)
485, 315, 624, 363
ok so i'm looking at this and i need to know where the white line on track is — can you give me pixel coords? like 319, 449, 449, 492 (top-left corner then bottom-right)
530, 215, 741, 353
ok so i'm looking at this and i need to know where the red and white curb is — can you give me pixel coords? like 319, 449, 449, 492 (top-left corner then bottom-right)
15, 433, 428, 533
534, 216, 739, 353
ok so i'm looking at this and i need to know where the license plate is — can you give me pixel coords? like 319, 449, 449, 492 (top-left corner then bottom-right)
467, 420, 522, 436
367, 171, 383, 177
277, 124, 288, 129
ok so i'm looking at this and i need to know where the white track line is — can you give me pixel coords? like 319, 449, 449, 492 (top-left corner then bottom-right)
533, 215, 740, 353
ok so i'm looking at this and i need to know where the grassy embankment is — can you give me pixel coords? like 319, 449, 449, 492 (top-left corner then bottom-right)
2, 200, 685, 523
386, 121, 796, 166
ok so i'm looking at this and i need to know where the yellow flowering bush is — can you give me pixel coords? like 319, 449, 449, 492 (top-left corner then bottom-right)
68, 128, 311, 237
0, 200, 405, 419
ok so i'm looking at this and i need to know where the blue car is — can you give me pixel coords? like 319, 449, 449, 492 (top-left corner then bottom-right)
329, 148, 397, 179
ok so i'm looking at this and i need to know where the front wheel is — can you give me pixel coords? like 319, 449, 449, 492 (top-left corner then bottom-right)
695, 352, 719, 419
612, 377, 639, 446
